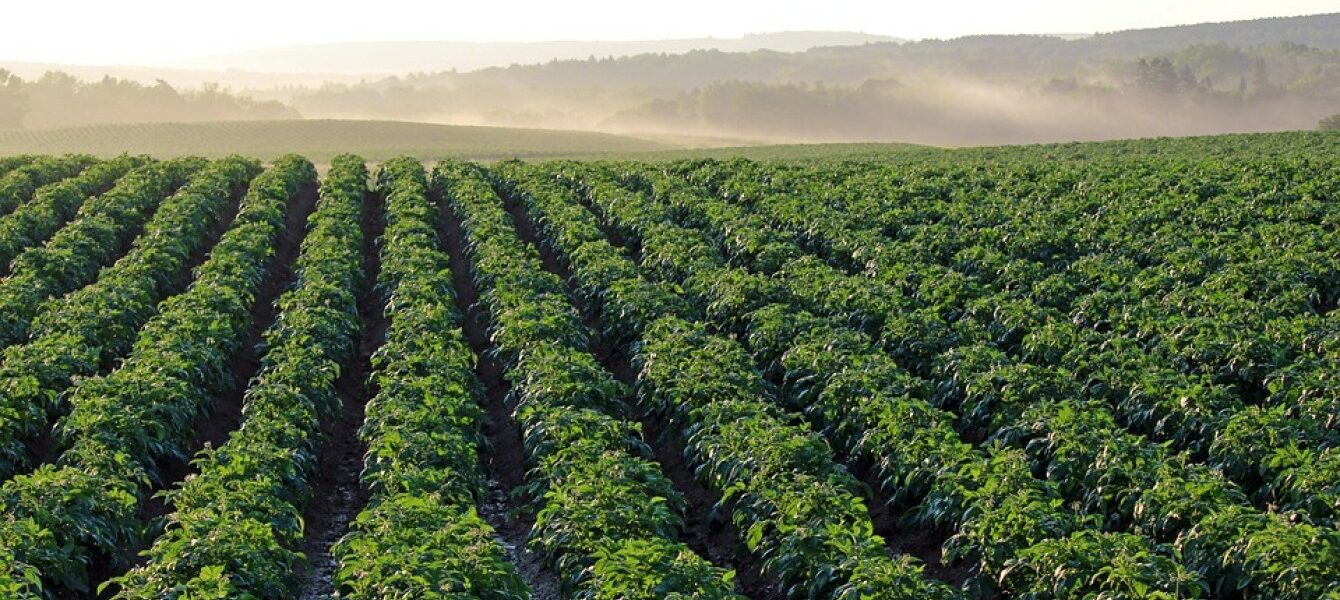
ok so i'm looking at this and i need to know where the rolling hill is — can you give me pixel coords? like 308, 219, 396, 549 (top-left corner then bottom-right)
0, 120, 678, 162
187, 32, 903, 76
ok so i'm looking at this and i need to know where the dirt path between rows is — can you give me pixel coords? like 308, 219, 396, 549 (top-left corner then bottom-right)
436, 188, 561, 600
295, 184, 386, 600
69, 175, 318, 600
25, 177, 251, 481
561, 174, 977, 591
494, 179, 784, 600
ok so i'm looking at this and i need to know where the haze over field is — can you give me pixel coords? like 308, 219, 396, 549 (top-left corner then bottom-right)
1, 5, 1340, 598
1, 1, 1338, 147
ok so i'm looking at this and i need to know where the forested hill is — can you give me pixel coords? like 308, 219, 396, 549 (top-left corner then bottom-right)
188, 32, 903, 76
434, 12, 1340, 86
5, 13, 1339, 145
287, 13, 1340, 145
1085, 12, 1340, 53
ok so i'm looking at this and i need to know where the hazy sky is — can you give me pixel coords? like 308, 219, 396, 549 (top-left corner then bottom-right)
2, 0, 1335, 65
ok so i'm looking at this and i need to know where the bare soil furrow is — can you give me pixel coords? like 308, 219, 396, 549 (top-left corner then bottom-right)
72, 180, 319, 600
295, 186, 386, 600
494, 181, 784, 600
436, 190, 561, 600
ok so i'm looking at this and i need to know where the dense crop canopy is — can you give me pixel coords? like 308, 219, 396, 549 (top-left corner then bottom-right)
0, 133, 1335, 598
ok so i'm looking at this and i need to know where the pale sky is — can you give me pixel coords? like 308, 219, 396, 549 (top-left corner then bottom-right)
2, 0, 1336, 65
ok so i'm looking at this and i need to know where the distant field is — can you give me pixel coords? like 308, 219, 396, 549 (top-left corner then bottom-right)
0, 120, 677, 162
620, 129, 1340, 162
0, 119, 951, 163
3, 120, 1332, 166
593, 141, 937, 161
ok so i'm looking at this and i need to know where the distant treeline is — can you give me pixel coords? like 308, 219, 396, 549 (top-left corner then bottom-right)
286, 38, 1340, 144
5, 13, 1340, 145
0, 70, 296, 130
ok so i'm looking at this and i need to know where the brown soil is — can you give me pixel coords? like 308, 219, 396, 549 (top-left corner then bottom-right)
849, 454, 974, 587
22, 177, 241, 475
66, 174, 317, 600
437, 189, 561, 600
295, 184, 386, 599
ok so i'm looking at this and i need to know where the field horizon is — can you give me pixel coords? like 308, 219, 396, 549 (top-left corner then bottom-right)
6, 117, 1335, 165
1, 2, 1338, 597
0, 119, 687, 162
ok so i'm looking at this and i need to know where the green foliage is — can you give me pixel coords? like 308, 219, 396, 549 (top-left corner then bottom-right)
0, 155, 146, 270
112, 154, 351, 597
666, 152, 1340, 597
502, 158, 951, 596
0, 156, 257, 479
837, 555, 962, 600
1, 135, 1337, 598
0, 154, 97, 216
0, 157, 202, 349
0, 156, 312, 598
333, 157, 525, 598
1177, 506, 1340, 599
335, 497, 526, 600
1000, 531, 1206, 599
552, 150, 1340, 597
441, 160, 738, 597
585, 539, 739, 600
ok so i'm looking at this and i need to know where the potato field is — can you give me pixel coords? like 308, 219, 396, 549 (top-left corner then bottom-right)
0, 133, 1336, 599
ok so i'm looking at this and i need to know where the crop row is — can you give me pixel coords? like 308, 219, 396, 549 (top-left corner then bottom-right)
0, 156, 315, 597
332, 158, 526, 599
0, 155, 146, 276
520, 162, 1198, 597
0, 155, 36, 178
496, 162, 964, 599
496, 160, 1327, 599
603, 164, 1203, 597
627, 162, 1339, 598
439, 160, 739, 598
0, 157, 258, 480
0, 154, 97, 218
694, 158, 1338, 524
0, 158, 202, 349
685, 158, 1338, 513
111, 154, 364, 598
